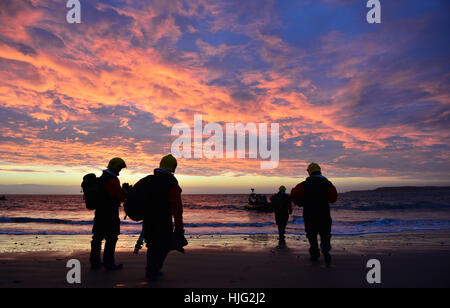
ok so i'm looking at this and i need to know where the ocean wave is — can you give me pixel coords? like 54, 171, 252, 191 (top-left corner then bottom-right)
335, 202, 450, 211
2, 215, 450, 237
292, 216, 450, 228
3, 215, 450, 229
182, 203, 246, 211
0, 231, 141, 236
177, 202, 450, 211
1, 228, 450, 236
0, 216, 275, 228
350, 218, 450, 227
185, 222, 274, 228
0, 216, 140, 226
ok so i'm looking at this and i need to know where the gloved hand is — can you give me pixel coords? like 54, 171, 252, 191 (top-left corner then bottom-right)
171, 229, 188, 253
177, 229, 188, 247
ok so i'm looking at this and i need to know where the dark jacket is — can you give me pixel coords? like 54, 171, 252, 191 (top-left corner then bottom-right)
134, 169, 184, 245
290, 174, 338, 221
270, 192, 293, 216
92, 170, 127, 236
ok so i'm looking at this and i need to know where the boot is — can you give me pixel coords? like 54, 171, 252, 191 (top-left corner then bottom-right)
323, 252, 332, 267
90, 235, 102, 269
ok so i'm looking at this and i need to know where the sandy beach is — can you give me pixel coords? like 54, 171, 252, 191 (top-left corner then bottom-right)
0, 230, 449, 288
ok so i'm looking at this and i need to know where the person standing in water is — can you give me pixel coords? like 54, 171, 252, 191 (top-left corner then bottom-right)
270, 186, 293, 247
90, 157, 128, 270
248, 188, 257, 204
290, 163, 338, 266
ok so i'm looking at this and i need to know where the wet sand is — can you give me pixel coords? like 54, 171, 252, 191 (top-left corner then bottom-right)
0, 231, 449, 288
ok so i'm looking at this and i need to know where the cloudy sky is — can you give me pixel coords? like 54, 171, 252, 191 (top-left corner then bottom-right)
0, 0, 449, 193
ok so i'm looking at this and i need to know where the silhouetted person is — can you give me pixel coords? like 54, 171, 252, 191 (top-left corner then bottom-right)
270, 186, 293, 247
89, 157, 127, 270
248, 188, 257, 204
290, 163, 338, 266
133, 154, 186, 280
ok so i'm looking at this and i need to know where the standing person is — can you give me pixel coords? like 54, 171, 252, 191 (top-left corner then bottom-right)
290, 163, 338, 266
133, 154, 186, 281
270, 186, 293, 247
90, 157, 127, 270
248, 188, 257, 205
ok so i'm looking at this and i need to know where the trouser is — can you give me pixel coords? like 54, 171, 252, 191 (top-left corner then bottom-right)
90, 234, 118, 266
304, 218, 332, 256
144, 220, 173, 275
275, 213, 289, 240
146, 244, 170, 275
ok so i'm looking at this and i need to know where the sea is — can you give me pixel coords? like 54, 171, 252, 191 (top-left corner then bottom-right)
1, 187, 450, 237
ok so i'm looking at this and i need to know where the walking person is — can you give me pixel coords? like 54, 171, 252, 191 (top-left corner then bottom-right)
133, 154, 187, 281
290, 163, 338, 266
270, 186, 293, 247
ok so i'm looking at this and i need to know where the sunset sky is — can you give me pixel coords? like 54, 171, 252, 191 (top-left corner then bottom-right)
0, 0, 449, 194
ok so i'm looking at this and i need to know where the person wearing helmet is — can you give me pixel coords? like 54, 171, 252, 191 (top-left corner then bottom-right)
248, 188, 257, 205
90, 157, 128, 270
270, 185, 293, 247
290, 163, 338, 266
133, 154, 186, 281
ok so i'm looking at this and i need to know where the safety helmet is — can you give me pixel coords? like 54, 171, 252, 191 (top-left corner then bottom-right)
307, 162, 321, 174
107, 157, 127, 171
160, 154, 177, 173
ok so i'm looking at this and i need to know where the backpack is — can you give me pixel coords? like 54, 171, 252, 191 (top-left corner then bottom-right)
124, 176, 152, 221
81, 173, 102, 210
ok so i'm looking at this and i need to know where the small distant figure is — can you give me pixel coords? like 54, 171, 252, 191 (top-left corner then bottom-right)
290, 163, 338, 267
246, 188, 272, 212
133, 154, 187, 281
248, 188, 257, 204
270, 186, 293, 247
261, 194, 268, 204
89, 157, 128, 270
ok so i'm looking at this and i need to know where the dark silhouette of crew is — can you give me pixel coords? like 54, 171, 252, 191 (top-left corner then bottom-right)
290, 163, 338, 266
270, 186, 293, 247
133, 154, 186, 281
248, 188, 257, 204
89, 157, 127, 270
